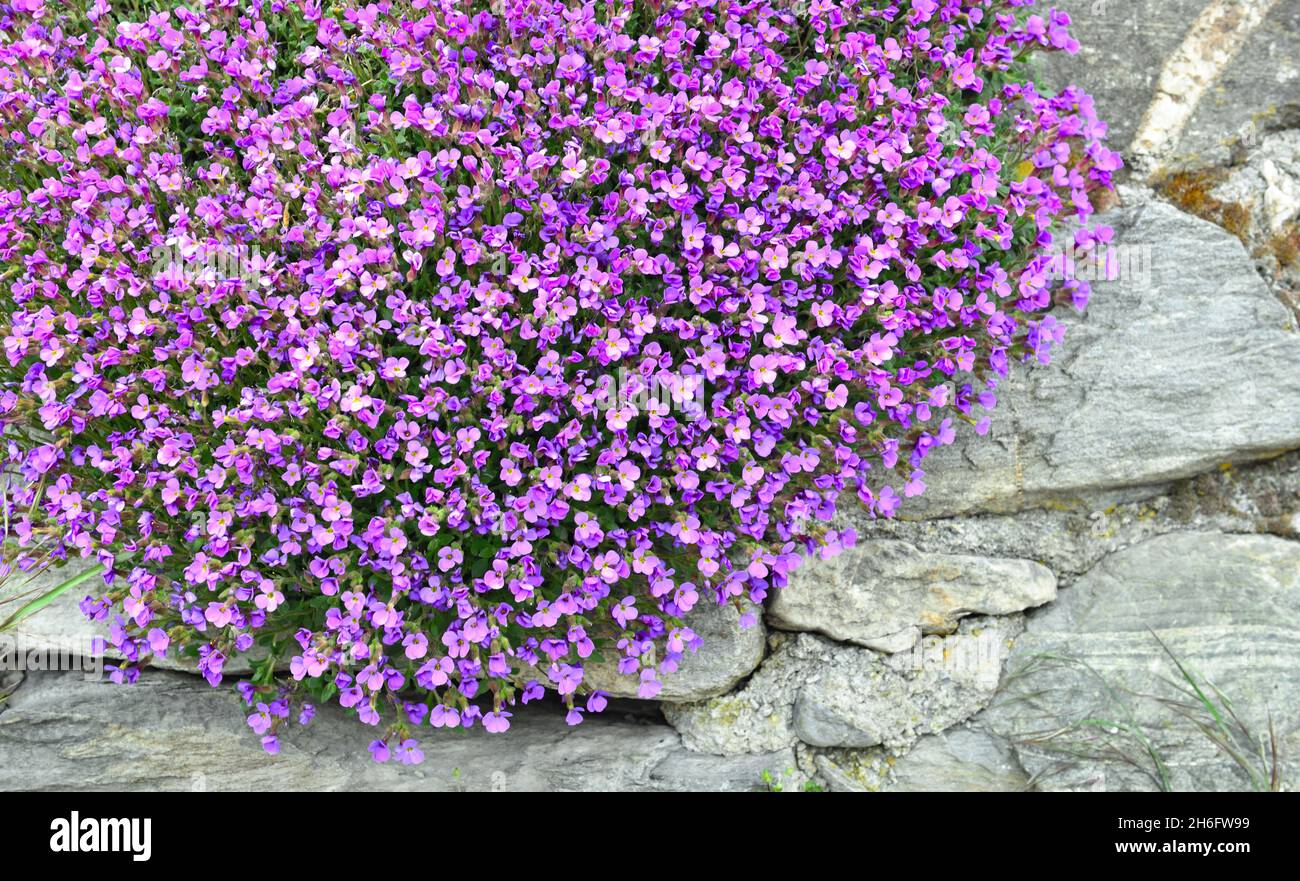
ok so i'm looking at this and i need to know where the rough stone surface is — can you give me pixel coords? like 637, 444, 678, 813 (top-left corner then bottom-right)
0, 670, 791, 792
0, 670, 21, 712
4, 560, 257, 676
1035, 0, 1300, 173
582, 600, 766, 702
884, 726, 1028, 792
770, 539, 1055, 652
663, 633, 818, 757
1032, 1, 1185, 150
794, 616, 1020, 751
1214, 130, 1300, 239
855, 450, 1300, 585
813, 725, 1029, 793
984, 532, 1300, 792
1209, 129, 1300, 301
802, 441, 1300, 791
1173, 0, 1300, 171
666, 616, 1020, 756
908, 194, 1300, 517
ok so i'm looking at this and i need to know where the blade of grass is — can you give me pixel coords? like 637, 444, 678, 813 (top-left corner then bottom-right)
1005, 651, 1173, 791
0, 564, 103, 633
1161, 702, 1266, 791
1149, 628, 1235, 740
1268, 712, 1280, 793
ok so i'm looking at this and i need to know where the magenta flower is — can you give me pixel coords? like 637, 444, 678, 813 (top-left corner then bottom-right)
0, 0, 1116, 757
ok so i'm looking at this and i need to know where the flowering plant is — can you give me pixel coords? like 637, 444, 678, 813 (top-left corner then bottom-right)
0, 0, 1118, 759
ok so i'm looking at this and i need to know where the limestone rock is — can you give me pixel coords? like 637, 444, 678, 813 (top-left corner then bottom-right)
1206, 129, 1300, 298
985, 532, 1300, 792
813, 725, 1029, 793
663, 634, 820, 757
771, 540, 1055, 652
883, 726, 1029, 792
910, 196, 1300, 517
1211, 130, 1300, 241
666, 617, 1021, 756
0, 670, 792, 792
793, 617, 1021, 751
581, 600, 766, 702
1035, 0, 1300, 173
854, 449, 1300, 580
5, 561, 257, 676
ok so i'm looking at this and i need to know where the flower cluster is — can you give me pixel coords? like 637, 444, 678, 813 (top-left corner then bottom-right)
0, 0, 1118, 758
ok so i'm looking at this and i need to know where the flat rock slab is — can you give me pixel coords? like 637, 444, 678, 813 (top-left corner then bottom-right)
771, 540, 1055, 652
911, 195, 1300, 517
0, 670, 790, 792
581, 600, 767, 702
985, 532, 1300, 792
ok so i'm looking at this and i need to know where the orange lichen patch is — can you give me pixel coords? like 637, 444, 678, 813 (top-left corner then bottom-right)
1254, 223, 1300, 323
1154, 167, 1252, 243
1091, 186, 1122, 214
1263, 222, 1300, 268
1153, 167, 1225, 212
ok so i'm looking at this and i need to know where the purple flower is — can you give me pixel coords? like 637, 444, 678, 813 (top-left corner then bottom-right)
483, 711, 511, 734
247, 703, 273, 735
395, 739, 424, 765
0, 0, 1116, 758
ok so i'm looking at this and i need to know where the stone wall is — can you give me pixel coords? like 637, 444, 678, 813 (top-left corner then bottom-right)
2, 1, 1297, 791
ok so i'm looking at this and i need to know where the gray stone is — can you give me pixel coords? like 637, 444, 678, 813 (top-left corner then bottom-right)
813, 725, 1029, 793
1035, 0, 1300, 174
0, 670, 21, 712
1034, 0, 1207, 161
809, 748, 894, 792
884, 726, 1029, 792
581, 600, 766, 702
770, 539, 1056, 652
985, 532, 1300, 792
666, 617, 1020, 756
1174, 0, 1300, 171
1208, 129, 1300, 299
1213, 130, 1300, 241
854, 449, 1300, 582
909, 195, 1300, 518
4, 560, 257, 676
664, 634, 818, 757
794, 617, 1021, 751
0, 669, 792, 792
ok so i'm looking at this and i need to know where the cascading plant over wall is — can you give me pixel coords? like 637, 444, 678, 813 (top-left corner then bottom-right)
0, 0, 1119, 760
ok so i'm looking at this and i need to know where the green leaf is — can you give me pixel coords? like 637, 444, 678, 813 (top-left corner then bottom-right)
0, 564, 104, 634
